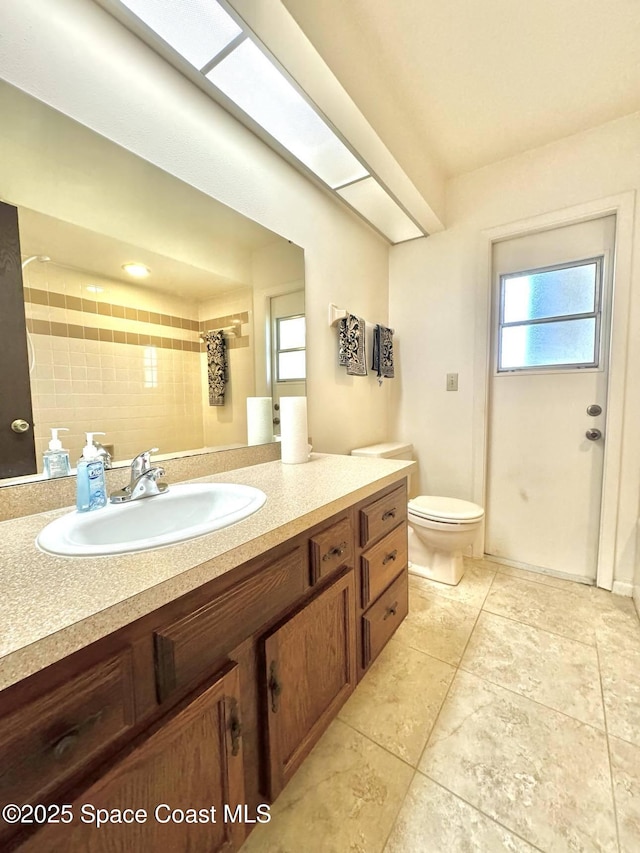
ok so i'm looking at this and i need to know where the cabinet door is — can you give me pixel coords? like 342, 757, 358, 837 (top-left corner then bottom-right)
19, 664, 246, 853
264, 571, 356, 798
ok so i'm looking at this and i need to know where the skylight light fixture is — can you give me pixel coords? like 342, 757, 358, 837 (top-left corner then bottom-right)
337, 177, 423, 243
103, 0, 426, 243
118, 0, 241, 69
206, 39, 368, 189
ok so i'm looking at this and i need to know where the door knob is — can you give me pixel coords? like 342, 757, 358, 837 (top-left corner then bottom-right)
586, 404, 602, 416
585, 429, 602, 441
11, 419, 31, 433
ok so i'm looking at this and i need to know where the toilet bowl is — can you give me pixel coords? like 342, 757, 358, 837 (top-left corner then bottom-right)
350, 442, 485, 586
408, 496, 484, 585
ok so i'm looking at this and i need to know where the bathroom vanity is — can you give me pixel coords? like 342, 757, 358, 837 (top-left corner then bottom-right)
0, 454, 411, 851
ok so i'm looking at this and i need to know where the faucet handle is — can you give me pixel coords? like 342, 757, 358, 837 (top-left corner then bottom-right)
131, 447, 159, 478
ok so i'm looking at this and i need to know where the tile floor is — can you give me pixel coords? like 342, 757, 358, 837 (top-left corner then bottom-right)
242, 558, 640, 852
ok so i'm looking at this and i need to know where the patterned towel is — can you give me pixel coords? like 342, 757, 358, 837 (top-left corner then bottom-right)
372, 324, 394, 380
203, 330, 227, 406
338, 314, 367, 376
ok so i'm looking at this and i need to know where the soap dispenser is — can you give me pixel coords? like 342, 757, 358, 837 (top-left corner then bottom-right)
76, 432, 108, 513
43, 428, 71, 479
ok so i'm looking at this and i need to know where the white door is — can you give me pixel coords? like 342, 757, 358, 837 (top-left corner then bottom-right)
270, 291, 306, 436
486, 216, 615, 582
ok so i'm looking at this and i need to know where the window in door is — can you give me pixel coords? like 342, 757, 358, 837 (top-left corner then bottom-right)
497, 257, 603, 372
276, 314, 306, 381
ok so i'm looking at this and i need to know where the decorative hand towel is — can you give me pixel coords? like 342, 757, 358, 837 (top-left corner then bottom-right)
203, 330, 227, 406
372, 324, 395, 380
338, 314, 367, 376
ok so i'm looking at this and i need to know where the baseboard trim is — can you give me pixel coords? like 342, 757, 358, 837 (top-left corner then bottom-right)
483, 554, 594, 586
611, 580, 633, 598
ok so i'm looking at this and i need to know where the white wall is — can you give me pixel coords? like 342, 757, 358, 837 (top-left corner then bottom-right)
0, 0, 391, 455
390, 112, 640, 587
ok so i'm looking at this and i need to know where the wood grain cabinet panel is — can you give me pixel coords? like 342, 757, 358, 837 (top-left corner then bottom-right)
361, 571, 408, 670
360, 523, 408, 609
154, 547, 306, 703
359, 485, 407, 549
264, 571, 357, 799
0, 649, 135, 844
309, 516, 353, 585
19, 664, 245, 853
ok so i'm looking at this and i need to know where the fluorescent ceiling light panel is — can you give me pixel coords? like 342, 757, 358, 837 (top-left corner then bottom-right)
119, 0, 241, 69
337, 177, 423, 243
207, 39, 368, 189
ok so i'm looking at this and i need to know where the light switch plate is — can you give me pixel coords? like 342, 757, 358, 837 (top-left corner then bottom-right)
446, 373, 458, 391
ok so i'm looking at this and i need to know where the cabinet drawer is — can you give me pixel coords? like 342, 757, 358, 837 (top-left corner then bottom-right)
309, 516, 353, 585
359, 485, 407, 549
0, 650, 135, 814
361, 523, 408, 609
362, 571, 408, 669
154, 546, 306, 702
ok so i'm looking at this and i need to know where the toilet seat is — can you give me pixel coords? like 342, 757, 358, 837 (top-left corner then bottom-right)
408, 495, 484, 525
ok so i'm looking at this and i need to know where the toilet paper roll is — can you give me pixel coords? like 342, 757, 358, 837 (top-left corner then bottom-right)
280, 396, 309, 464
246, 397, 273, 446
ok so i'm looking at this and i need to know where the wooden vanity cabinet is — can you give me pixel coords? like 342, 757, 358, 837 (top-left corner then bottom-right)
356, 482, 409, 677
1, 480, 407, 852
18, 664, 245, 853
264, 570, 357, 798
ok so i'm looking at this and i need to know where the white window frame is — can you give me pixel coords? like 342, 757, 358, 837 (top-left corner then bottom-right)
497, 256, 604, 374
275, 313, 306, 382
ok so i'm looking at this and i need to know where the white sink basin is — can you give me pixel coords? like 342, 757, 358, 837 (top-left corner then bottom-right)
36, 483, 267, 557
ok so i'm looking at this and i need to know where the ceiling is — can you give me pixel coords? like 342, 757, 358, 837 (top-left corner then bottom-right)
281, 0, 640, 179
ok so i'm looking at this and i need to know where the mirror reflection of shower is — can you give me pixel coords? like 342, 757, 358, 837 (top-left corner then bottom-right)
21, 255, 51, 373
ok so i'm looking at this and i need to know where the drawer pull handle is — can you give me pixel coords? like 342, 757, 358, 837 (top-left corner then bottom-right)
229, 699, 242, 757
383, 601, 399, 621
268, 661, 283, 713
50, 709, 104, 760
382, 509, 396, 521
382, 549, 398, 565
322, 541, 347, 561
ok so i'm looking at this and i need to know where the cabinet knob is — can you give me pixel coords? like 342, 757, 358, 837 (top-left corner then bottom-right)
382, 549, 398, 566
381, 508, 396, 522
383, 601, 399, 621
322, 541, 347, 561
268, 661, 283, 713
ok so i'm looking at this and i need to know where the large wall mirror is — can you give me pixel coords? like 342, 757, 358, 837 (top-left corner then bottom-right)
0, 80, 305, 485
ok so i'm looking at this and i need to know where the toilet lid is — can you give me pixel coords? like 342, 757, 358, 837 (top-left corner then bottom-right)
408, 495, 484, 523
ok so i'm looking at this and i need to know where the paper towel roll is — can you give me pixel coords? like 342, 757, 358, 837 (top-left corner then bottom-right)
246, 397, 273, 446
280, 396, 309, 464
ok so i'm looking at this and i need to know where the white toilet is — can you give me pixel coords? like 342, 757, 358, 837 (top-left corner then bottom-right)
350, 442, 484, 586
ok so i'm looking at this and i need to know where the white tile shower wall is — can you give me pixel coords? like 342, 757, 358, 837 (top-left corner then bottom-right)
24, 263, 204, 469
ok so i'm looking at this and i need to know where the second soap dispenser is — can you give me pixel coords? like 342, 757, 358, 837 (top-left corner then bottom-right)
43, 427, 71, 478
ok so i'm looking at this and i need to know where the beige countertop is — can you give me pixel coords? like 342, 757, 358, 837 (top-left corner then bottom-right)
0, 453, 414, 692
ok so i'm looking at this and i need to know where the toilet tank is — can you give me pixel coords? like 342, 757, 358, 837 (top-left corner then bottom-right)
350, 442, 413, 460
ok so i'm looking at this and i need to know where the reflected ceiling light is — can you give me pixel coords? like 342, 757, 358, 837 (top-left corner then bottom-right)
122, 262, 151, 278
85, 285, 105, 293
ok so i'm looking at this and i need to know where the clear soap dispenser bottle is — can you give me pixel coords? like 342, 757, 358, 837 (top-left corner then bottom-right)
76, 432, 107, 512
43, 428, 71, 478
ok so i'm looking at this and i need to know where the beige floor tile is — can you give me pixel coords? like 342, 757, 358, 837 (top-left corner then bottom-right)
384, 773, 537, 853
240, 719, 413, 853
483, 573, 598, 644
609, 735, 640, 853
393, 587, 479, 665
339, 639, 455, 766
600, 642, 640, 747
419, 671, 617, 852
461, 611, 605, 728
596, 602, 640, 657
408, 560, 496, 608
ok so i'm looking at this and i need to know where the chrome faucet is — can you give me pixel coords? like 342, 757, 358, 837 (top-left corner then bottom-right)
109, 447, 168, 503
